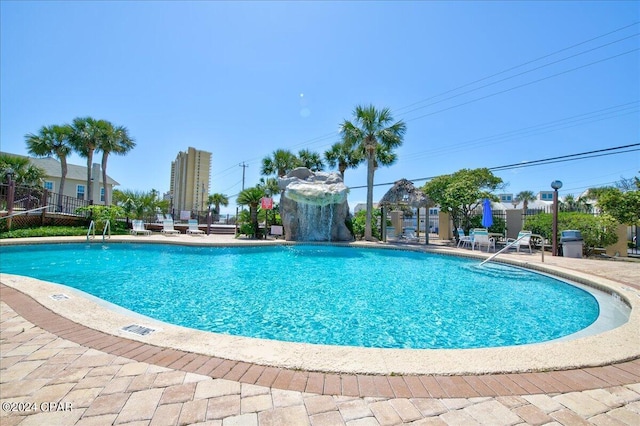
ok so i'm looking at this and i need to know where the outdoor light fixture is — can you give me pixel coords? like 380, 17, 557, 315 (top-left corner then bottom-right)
551, 180, 563, 256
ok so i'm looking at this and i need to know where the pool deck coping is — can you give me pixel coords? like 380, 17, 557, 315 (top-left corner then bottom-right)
1, 234, 639, 381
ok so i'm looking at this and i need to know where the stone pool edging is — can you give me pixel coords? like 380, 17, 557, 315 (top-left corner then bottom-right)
0, 236, 638, 377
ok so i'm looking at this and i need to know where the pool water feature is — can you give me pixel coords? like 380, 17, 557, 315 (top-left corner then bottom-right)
0, 243, 602, 349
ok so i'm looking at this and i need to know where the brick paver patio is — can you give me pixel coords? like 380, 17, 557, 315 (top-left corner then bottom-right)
1, 235, 639, 424
2, 286, 639, 425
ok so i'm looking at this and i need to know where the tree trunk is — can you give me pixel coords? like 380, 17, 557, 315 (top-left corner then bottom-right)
365, 152, 375, 241
58, 157, 68, 212
86, 149, 94, 202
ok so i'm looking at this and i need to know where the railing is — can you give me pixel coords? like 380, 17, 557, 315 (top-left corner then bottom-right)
102, 220, 111, 240
87, 220, 95, 241
0, 206, 50, 220
87, 220, 111, 242
479, 232, 539, 266
1, 183, 91, 218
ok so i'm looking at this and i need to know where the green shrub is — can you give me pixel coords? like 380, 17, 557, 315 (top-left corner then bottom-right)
470, 214, 506, 235
524, 212, 618, 256
76, 205, 125, 230
0, 226, 89, 239
351, 208, 382, 240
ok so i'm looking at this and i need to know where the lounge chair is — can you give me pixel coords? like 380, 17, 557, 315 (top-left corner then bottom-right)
161, 219, 180, 236
130, 220, 151, 236
456, 228, 472, 248
156, 214, 164, 223
506, 231, 533, 253
401, 227, 419, 242
186, 219, 205, 236
471, 228, 495, 252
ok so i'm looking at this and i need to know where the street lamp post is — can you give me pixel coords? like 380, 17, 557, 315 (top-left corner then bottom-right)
551, 180, 563, 256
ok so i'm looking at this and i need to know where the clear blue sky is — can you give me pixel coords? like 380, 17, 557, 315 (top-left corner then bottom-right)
1, 1, 638, 215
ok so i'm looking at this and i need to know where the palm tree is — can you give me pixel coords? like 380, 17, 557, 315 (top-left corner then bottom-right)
515, 190, 536, 212
297, 149, 324, 171
561, 194, 577, 212
69, 116, 106, 202
98, 122, 135, 205
324, 140, 362, 179
261, 149, 299, 177
208, 193, 229, 222
340, 105, 406, 241
0, 154, 46, 185
25, 124, 73, 211
237, 186, 265, 237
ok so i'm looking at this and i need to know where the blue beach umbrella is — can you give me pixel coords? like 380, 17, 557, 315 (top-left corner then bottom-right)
481, 198, 493, 228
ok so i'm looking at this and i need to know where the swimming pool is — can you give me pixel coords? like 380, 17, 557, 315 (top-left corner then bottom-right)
0, 243, 603, 349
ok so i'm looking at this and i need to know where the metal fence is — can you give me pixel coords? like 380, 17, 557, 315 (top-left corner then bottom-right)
1, 183, 91, 218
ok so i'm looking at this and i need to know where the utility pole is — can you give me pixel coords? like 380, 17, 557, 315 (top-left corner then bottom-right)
236, 162, 249, 235
239, 162, 248, 190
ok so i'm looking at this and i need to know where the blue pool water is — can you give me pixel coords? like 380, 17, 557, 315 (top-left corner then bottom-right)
0, 243, 600, 349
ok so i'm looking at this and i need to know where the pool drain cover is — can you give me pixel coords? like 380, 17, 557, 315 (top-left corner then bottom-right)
50, 294, 70, 301
121, 324, 156, 336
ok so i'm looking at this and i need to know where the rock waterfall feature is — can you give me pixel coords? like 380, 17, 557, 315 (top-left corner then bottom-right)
278, 168, 352, 241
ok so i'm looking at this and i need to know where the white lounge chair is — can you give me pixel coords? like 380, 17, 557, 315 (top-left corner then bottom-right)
506, 231, 533, 253
186, 219, 205, 236
471, 228, 495, 252
401, 227, 419, 242
456, 228, 472, 248
130, 220, 151, 236
161, 219, 180, 236
156, 214, 164, 223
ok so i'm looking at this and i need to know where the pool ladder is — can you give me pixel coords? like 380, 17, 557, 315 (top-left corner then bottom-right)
87, 220, 111, 242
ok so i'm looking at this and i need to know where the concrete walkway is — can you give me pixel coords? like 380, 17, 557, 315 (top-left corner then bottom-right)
1, 235, 639, 425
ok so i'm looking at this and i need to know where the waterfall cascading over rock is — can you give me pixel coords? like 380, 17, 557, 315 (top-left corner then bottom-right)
278, 167, 352, 242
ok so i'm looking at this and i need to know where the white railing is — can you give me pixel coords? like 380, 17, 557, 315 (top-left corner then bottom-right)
0, 206, 50, 220
480, 233, 535, 266
102, 220, 111, 240
87, 220, 95, 241
87, 220, 110, 242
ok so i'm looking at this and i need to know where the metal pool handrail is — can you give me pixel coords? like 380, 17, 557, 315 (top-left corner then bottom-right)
480, 232, 532, 266
87, 220, 111, 242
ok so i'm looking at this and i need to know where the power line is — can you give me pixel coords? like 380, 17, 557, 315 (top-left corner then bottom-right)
232, 24, 639, 182
348, 143, 640, 189
399, 32, 639, 117
404, 48, 639, 123
488, 143, 640, 171
401, 101, 639, 162
395, 21, 640, 113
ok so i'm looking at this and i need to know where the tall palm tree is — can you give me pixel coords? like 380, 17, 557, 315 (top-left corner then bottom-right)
69, 116, 105, 202
98, 122, 135, 205
261, 149, 299, 177
208, 193, 229, 222
297, 149, 324, 171
324, 140, 362, 179
340, 105, 406, 241
25, 124, 73, 210
515, 190, 536, 212
237, 186, 265, 237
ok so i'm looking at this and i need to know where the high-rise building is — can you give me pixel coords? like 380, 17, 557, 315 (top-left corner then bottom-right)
169, 147, 211, 216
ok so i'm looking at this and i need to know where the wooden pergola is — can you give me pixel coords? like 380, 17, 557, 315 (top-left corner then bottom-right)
378, 178, 431, 244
